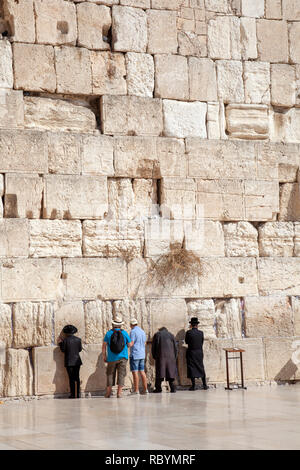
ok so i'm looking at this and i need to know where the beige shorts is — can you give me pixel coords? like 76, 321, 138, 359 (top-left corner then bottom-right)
106, 358, 127, 387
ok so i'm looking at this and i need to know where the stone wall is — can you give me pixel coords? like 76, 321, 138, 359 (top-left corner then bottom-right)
0, 0, 300, 396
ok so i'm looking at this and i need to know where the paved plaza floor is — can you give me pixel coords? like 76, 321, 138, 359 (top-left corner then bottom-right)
0, 385, 299, 450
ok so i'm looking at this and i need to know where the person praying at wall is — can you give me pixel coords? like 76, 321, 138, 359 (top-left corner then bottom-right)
185, 317, 208, 391
58, 325, 83, 399
152, 327, 178, 393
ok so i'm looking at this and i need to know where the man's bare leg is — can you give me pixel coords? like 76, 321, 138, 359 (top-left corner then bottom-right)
105, 386, 112, 398
140, 371, 148, 392
117, 385, 123, 398
132, 371, 139, 392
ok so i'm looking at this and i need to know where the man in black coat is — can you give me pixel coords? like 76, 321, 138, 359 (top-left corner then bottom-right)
59, 325, 82, 399
152, 327, 178, 393
185, 317, 208, 390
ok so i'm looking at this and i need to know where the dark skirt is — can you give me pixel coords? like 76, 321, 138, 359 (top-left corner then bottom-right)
186, 349, 205, 379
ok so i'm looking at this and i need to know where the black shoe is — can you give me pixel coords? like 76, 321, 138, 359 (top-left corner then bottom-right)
189, 386, 196, 391
153, 389, 162, 393
69, 395, 75, 399
170, 386, 176, 393
202, 385, 208, 390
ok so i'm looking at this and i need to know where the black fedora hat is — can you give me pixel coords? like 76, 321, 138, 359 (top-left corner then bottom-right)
63, 324, 78, 335
189, 317, 199, 325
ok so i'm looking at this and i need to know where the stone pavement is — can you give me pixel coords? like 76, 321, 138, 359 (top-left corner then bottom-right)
0, 385, 299, 450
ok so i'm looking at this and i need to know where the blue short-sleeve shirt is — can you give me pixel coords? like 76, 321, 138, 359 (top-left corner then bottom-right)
130, 326, 146, 360
104, 329, 131, 362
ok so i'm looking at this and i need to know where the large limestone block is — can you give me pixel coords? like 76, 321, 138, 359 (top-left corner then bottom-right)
12, 302, 53, 348
0, 130, 47, 173
144, 219, 184, 257
271, 64, 296, 107
204, 0, 228, 12
48, 133, 81, 174
258, 258, 300, 296
0, 40, 13, 88
3, 0, 35, 43
55, 46, 92, 95
29, 220, 82, 258
81, 134, 114, 176
291, 297, 300, 335
270, 108, 300, 143
44, 175, 108, 220
120, 0, 150, 6
25, 97, 96, 133
13, 43, 56, 93
266, 0, 282, 19
258, 222, 294, 257
54, 301, 85, 343
294, 223, 300, 257
91, 51, 127, 95
113, 298, 150, 337
200, 258, 258, 298
241, 0, 264, 17
0, 89, 24, 129
290, 23, 300, 64
84, 300, 113, 344
244, 180, 279, 221
63, 258, 128, 300
80, 344, 108, 393
1, 258, 62, 302
244, 296, 294, 338
126, 52, 154, 98
189, 58, 217, 102
4, 349, 33, 397
156, 137, 187, 178
186, 299, 216, 339
101, 95, 163, 136
4, 174, 43, 219
154, 54, 188, 101
264, 337, 300, 381
228, 338, 265, 381
215, 299, 242, 339
82, 219, 143, 258
224, 222, 258, 257
77, 3, 111, 50
178, 31, 207, 58
160, 177, 196, 220
0, 219, 29, 258
33, 346, 69, 395
149, 299, 187, 338
114, 136, 156, 178
185, 220, 225, 257
0, 304, 12, 347
278, 183, 300, 221
240, 18, 258, 60
226, 104, 269, 140
216, 60, 244, 103
257, 20, 289, 63
275, 143, 300, 183
282, 0, 300, 20
112, 5, 147, 52
163, 100, 207, 138
244, 62, 270, 104
151, 0, 179, 8
147, 9, 177, 54
196, 179, 244, 221
207, 16, 230, 59
35, 0, 77, 46
206, 102, 221, 140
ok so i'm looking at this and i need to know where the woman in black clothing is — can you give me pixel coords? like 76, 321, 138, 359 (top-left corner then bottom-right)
185, 317, 208, 391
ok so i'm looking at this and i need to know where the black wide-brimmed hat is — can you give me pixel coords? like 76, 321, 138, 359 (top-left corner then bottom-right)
189, 317, 199, 325
63, 324, 78, 334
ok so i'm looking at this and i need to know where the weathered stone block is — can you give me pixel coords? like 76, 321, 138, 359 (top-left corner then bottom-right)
185, 220, 225, 257
178, 31, 207, 57
196, 179, 244, 221
151, 0, 179, 9
271, 64, 296, 107
112, 5, 147, 52
91, 51, 127, 95
63, 258, 128, 300
12, 302, 53, 348
207, 102, 221, 140
0, 89, 24, 129
126, 52, 154, 97
244, 180, 279, 221
290, 23, 300, 64
144, 219, 184, 257
294, 223, 300, 257
29, 220, 82, 258
241, 0, 264, 17
259, 222, 294, 257
258, 258, 300, 295
279, 183, 300, 221
149, 299, 187, 337
282, 0, 300, 20
240, 17, 258, 60
84, 300, 113, 345
224, 222, 258, 257
156, 137, 187, 178
270, 142, 298, 183
187, 299, 216, 339
291, 297, 300, 335
101, 95, 163, 136
120, 0, 150, 7
1, 258, 62, 302
147, 9, 177, 54
160, 177, 196, 220
35, 0, 77, 46
0, 40, 13, 88
55, 46, 92, 95
154, 54, 188, 101
270, 108, 300, 143
264, 337, 300, 381
13, 43, 56, 93
54, 301, 85, 343
189, 58, 217, 102
216, 60, 244, 103
44, 175, 108, 220
0, 304, 12, 348
3, 0, 35, 43
257, 20, 288, 63
4, 349, 33, 397
244, 296, 294, 338
244, 62, 270, 104
48, 133, 81, 174
0, 130, 47, 174
266, 0, 282, 19
77, 3, 111, 50
114, 136, 156, 178
226, 104, 269, 140
215, 298, 242, 339
81, 134, 114, 176
207, 16, 230, 59
0, 219, 29, 258
163, 100, 207, 138
4, 173, 43, 219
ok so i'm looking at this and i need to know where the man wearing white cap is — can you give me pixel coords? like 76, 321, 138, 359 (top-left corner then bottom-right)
129, 318, 148, 395
102, 317, 133, 398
